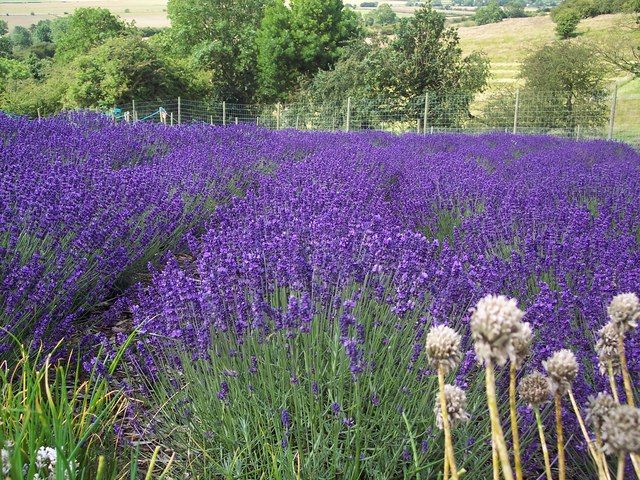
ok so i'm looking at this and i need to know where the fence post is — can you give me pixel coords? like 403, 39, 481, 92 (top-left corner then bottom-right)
345, 97, 351, 132
170, 112, 173, 126
210, 115, 213, 126
222, 101, 226, 126
608, 84, 618, 141
37, 108, 41, 121
177, 97, 181, 125
132, 100, 136, 122
423, 92, 429, 135
276, 103, 281, 130
513, 89, 520, 134
417, 119, 420, 134
235, 117, 238, 125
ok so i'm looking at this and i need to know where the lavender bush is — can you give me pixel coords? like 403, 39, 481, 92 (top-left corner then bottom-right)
2, 114, 640, 477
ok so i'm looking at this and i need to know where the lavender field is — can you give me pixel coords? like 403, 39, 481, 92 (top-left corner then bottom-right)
1, 113, 640, 479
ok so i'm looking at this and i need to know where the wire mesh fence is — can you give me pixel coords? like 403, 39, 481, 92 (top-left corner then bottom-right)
112, 88, 640, 144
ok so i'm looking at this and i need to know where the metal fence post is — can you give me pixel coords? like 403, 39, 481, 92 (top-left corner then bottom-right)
276, 103, 281, 130
222, 101, 226, 126
513, 89, 520, 134
423, 92, 429, 135
132, 100, 136, 122
608, 84, 618, 141
345, 97, 351, 132
177, 97, 181, 125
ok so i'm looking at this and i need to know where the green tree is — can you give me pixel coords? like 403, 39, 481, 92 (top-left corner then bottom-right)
554, 8, 580, 38
290, 0, 360, 74
373, 4, 397, 24
10, 26, 32, 49
256, 0, 298, 101
484, 41, 609, 132
66, 36, 195, 108
31, 20, 53, 44
0, 20, 8, 36
503, 0, 527, 17
392, 4, 489, 98
55, 8, 125, 60
167, 0, 265, 102
475, 0, 505, 25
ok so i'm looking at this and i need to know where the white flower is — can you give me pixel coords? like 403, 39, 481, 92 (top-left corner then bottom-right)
607, 293, 640, 333
470, 294, 525, 366
425, 325, 462, 375
543, 349, 579, 396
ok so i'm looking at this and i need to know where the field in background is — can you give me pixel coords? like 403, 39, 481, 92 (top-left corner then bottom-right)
0, 0, 170, 28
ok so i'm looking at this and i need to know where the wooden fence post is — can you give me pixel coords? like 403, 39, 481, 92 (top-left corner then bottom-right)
177, 97, 181, 125
423, 92, 429, 135
608, 84, 618, 141
345, 97, 351, 132
222, 101, 226, 126
513, 89, 520, 134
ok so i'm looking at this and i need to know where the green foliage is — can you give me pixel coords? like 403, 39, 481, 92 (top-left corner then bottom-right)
134, 284, 499, 479
297, 5, 489, 128
0, 57, 30, 90
365, 3, 398, 26
552, 0, 634, 19
256, 0, 359, 102
66, 36, 196, 108
167, 0, 265, 102
483, 41, 610, 132
256, 0, 299, 102
55, 8, 125, 60
0, 20, 8, 37
554, 8, 580, 38
30, 20, 53, 44
10, 26, 32, 49
475, 0, 506, 25
290, 0, 360, 74
503, 0, 527, 18
0, 340, 130, 479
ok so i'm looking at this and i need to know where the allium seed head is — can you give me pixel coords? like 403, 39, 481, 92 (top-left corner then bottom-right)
596, 322, 621, 375
601, 405, 640, 455
607, 293, 640, 333
425, 325, 462, 375
543, 349, 579, 396
586, 392, 617, 432
518, 371, 550, 407
434, 384, 470, 430
470, 294, 525, 366
512, 322, 533, 368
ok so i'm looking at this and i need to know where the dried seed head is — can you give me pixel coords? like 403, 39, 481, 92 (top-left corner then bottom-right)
434, 384, 470, 430
518, 371, 551, 407
601, 405, 640, 455
470, 294, 525, 366
607, 293, 640, 333
543, 349, 579, 396
512, 322, 533, 368
596, 322, 621, 376
425, 325, 462, 375
586, 392, 617, 432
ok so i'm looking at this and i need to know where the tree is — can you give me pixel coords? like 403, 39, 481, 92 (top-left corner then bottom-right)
289, 0, 360, 74
256, 0, 298, 101
475, 0, 505, 25
31, 20, 53, 44
55, 8, 125, 60
0, 20, 8, 36
519, 41, 608, 131
503, 1, 527, 17
297, 5, 490, 128
373, 4, 397, 24
391, 5, 489, 98
66, 36, 195, 108
167, 0, 265, 102
10, 26, 32, 49
554, 8, 580, 38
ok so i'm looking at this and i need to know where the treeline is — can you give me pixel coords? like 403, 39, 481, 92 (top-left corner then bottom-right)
0, 1, 492, 116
